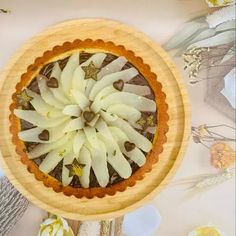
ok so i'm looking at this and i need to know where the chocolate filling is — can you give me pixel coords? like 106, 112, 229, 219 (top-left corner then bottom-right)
20, 52, 157, 188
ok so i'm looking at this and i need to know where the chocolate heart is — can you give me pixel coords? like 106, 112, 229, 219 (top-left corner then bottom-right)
46, 77, 59, 88
124, 141, 135, 152
83, 111, 96, 122
113, 80, 124, 91
38, 129, 50, 141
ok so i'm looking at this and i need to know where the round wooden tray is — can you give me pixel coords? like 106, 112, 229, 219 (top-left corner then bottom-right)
0, 19, 190, 220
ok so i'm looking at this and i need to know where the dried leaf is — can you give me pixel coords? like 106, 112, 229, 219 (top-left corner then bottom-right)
187, 31, 235, 49
164, 22, 207, 50
220, 44, 236, 63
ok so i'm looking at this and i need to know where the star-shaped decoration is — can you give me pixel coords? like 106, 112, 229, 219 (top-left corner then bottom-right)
136, 114, 155, 129
16, 89, 32, 109
65, 158, 86, 177
81, 61, 100, 81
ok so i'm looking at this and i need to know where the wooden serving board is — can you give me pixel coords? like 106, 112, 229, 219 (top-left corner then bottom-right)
0, 19, 191, 220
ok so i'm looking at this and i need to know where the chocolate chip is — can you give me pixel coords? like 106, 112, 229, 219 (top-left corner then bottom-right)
113, 80, 124, 91
124, 141, 135, 152
38, 129, 50, 141
46, 77, 59, 88
83, 111, 96, 122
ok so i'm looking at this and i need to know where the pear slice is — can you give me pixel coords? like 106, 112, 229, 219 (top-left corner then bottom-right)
60, 52, 80, 93
28, 132, 74, 159
72, 53, 106, 93
62, 150, 74, 186
85, 141, 109, 187
14, 109, 68, 128
97, 133, 132, 179
110, 126, 146, 166
78, 146, 92, 188
39, 141, 72, 174
63, 117, 84, 132
71, 89, 90, 110
89, 68, 138, 101
100, 92, 156, 112
97, 56, 127, 80
73, 130, 86, 154
107, 104, 141, 122
90, 86, 116, 113
38, 78, 64, 109
18, 121, 67, 143
123, 84, 151, 96
103, 115, 152, 152
62, 105, 81, 117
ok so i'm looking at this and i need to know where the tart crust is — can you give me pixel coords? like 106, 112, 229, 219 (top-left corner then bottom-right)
9, 39, 169, 198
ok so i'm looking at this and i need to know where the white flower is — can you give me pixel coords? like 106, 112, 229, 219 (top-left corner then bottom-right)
206, 5, 236, 28
38, 215, 74, 236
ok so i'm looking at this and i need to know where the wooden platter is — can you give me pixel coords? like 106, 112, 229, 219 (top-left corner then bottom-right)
0, 19, 191, 220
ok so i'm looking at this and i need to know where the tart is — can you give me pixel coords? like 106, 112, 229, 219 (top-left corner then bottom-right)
10, 39, 168, 198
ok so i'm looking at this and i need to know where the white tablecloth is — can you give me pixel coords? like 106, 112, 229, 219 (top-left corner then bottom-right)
0, 0, 235, 235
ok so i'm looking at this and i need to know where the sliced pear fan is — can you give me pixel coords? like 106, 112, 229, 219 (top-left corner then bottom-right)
85, 141, 109, 187
89, 68, 138, 100
60, 52, 80, 93
14, 109, 68, 128
97, 56, 127, 80
28, 132, 74, 159
110, 126, 146, 166
107, 104, 141, 122
38, 78, 64, 109
100, 92, 156, 112
78, 146, 92, 188
123, 84, 151, 96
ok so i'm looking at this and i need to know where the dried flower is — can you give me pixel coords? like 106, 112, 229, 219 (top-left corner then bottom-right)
38, 215, 74, 236
194, 169, 233, 189
210, 143, 235, 169
206, 0, 235, 8
183, 47, 208, 80
0, 8, 11, 14
192, 124, 236, 147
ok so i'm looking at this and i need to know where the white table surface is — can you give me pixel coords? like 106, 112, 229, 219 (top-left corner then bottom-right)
0, 0, 235, 235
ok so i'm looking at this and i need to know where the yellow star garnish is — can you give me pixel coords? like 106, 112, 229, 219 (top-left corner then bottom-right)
16, 89, 32, 109
137, 115, 155, 129
65, 158, 85, 177
146, 115, 155, 126
81, 61, 100, 81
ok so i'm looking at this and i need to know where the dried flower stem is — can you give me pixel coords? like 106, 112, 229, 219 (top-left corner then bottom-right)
0, 8, 11, 14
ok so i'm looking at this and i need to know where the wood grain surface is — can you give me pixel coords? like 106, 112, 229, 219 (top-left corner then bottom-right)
0, 19, 191, 220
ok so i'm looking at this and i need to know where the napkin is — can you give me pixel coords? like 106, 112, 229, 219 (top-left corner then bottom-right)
122, 205, 162, 236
